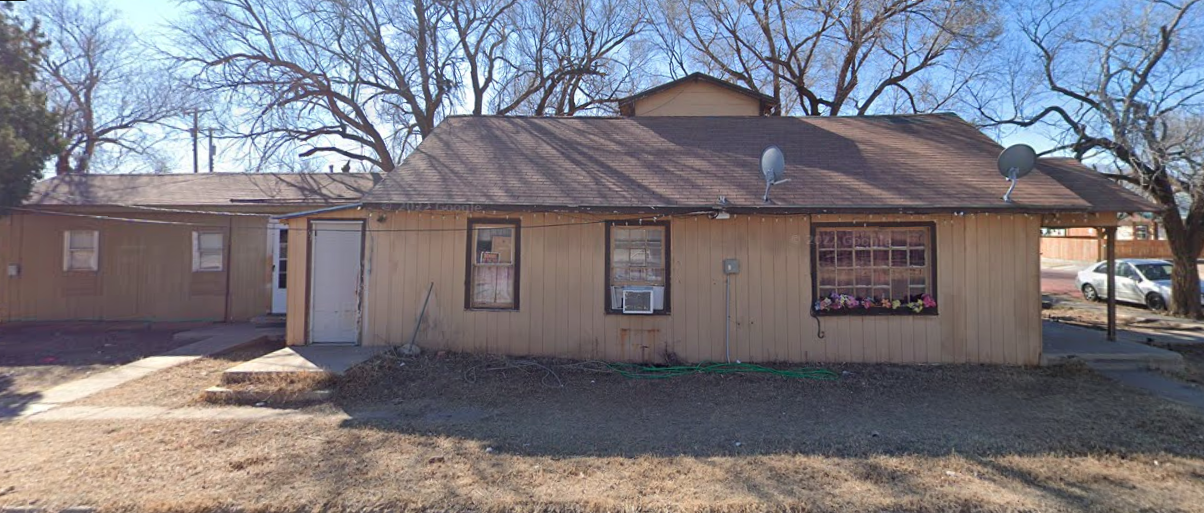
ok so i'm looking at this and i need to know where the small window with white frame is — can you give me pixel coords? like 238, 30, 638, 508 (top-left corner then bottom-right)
63, 230, 99, 271
192, 231, 224, 272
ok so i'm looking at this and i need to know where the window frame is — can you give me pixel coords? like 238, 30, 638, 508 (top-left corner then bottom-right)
62, 230, 99, 272
464, 218, 521, 311
810, 221, 938, 316
604, 220, 671, 315
192, 231, 225, 272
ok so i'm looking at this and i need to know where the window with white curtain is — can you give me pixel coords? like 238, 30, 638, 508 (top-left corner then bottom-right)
63, 230, 99, 271
192, 231, 224, 272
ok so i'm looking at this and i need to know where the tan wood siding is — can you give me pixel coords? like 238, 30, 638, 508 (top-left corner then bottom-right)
632, 81, 762, 117
0, 212, 273, 322
286, 211, 1045, 364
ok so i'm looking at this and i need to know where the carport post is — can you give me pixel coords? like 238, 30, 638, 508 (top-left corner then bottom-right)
1105, 226, 1117, 341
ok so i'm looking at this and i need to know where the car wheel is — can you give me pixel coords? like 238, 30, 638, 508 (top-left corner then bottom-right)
1082, 284, 1099, 302
1146, 292, 1167, 312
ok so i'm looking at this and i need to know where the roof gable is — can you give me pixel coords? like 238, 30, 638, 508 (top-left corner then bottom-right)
618, 73, 778, 116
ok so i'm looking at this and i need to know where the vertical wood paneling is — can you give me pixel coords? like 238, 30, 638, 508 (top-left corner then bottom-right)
3, 212, 277, 325
273, 210, 1047, 365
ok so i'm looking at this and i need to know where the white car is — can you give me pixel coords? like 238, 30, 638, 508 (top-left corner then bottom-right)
1074, 258, 1204, 311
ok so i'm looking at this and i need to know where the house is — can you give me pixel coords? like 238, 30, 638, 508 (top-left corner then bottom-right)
268, 75, 1156, 365
1040, 213, 1173, 261
0, 172, 379, 322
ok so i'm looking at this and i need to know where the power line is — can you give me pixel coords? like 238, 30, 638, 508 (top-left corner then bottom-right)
10, 206, 689, 232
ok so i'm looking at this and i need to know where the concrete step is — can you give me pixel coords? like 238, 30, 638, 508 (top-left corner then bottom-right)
220, 346, 385, 385
220, 369, 333, 385
201, 385, 334, 405
250, 314, 286, 328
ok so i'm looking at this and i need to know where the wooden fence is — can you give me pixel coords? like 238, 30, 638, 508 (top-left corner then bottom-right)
1040, 236, 1178, 261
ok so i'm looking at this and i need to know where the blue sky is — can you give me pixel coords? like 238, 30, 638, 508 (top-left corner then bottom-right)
68, 0, 1058, 172
107, 0, 181, 29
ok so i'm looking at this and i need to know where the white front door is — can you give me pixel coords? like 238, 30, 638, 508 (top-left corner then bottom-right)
269, 222, 288, 314
308, 220, 364, 344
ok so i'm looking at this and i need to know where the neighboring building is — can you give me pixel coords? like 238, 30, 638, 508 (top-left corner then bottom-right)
0, 173, 379, 322
277, 75, 1155, 365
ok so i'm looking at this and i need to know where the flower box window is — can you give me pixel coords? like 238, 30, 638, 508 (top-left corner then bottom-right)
813, 224, 937, 315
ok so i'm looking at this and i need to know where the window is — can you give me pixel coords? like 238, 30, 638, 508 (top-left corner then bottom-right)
1093, 262, 1109, 274
466, 220, 519, 309
277, 229, 288, 288
63, 230, 99, 271
192, 231, 224, 272
813, 224, 936, 315
1117, 263, 1136, 279
606, 222, 669, 313
1134, 225, 1150, 240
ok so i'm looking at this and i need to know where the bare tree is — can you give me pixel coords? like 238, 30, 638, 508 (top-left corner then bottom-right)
171, 0, 447, 172
985, 0, 1204, 317
171, 0, 649, 172
654, 0, 1001, 116
511, 0, 651, 115
30, 0, 193, 174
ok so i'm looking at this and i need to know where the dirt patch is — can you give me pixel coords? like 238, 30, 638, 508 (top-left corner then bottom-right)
335, 352, 1204, 459
71, 338, 285, 409
0, 322, 206, 414
1042, 295, 1202, 331
3, 352, 1204, 512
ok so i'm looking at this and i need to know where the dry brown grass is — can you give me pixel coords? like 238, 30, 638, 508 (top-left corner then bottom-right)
71, 339, 284, 408
4, 351, 1204, 512
1168, 344, 1204, 386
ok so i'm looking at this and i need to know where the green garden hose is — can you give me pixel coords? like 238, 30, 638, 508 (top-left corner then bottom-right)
605, 361, 839, 380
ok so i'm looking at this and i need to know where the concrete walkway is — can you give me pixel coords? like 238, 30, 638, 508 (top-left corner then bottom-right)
24, 404, 345, 422
1042, 321, 1186, 371
1094, 368, 1204, 412
1043, 320, 1204, 412
19, 324, 283, 417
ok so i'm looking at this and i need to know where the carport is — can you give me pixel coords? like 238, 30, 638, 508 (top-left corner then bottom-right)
1043, 213, 1121, 340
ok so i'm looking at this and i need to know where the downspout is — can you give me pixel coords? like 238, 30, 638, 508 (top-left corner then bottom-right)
725, 273, 731, 363
222, 217, 234, 322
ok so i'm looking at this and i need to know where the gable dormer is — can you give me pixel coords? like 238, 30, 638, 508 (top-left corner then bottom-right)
617, 73, 778, 117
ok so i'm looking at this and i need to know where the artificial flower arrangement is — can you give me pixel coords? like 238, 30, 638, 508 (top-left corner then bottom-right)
814, 292, 936, 314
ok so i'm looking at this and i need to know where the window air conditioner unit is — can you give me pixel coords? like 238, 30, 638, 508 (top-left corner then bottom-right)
615, 286, 665, 314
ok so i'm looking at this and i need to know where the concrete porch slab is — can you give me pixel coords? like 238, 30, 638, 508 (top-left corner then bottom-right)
221, 345, 386, 384
1042, 321, 1185, 372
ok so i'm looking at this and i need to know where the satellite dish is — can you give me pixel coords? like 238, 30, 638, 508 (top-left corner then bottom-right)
997, 144, 1037, 203
761, 145, 791, 203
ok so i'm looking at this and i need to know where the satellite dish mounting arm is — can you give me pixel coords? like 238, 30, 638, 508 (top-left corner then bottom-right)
763, 178, 792, 203
1002, 168, 1020, 203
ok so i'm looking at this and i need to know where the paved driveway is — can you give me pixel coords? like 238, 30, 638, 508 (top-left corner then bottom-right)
1041, 260, 1084, 297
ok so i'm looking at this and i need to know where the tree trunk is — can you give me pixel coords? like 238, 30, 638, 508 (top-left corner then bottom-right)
55, 151, 72, 175
1164, 218, 1203, 318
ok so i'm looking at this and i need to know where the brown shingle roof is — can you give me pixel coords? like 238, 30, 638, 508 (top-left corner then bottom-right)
26, 172, 380, 207
365, 114, 1157, 213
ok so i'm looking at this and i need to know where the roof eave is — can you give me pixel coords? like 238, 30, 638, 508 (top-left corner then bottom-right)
360, 201, 1158, 215
272, 202, 364, 220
